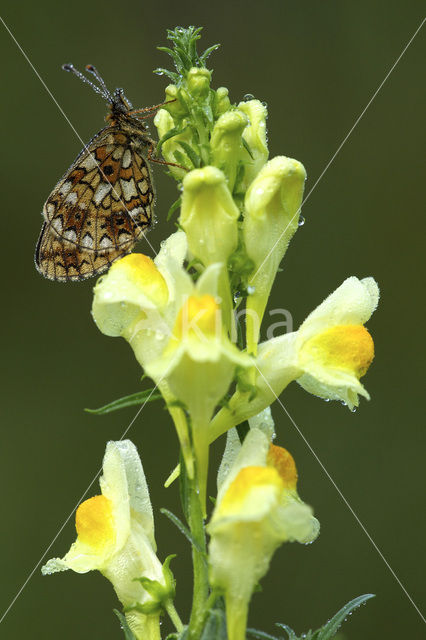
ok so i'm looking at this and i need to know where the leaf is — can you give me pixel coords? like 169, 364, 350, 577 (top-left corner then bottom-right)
157, 125, 188, 155
153, 67, 179, 82
200, 44, 220, 64
113, 609, 137, 640
176, 141, 201, 168
315, 594, 375, 640
85, 389, 162, 415
242, 137, 254, 159
160, 508, 205, 554
247, 630, 280, 640
167, 196, 182, 221
200, 606, 227, 640
173, 149, 190, 168
274, 623, 298, 639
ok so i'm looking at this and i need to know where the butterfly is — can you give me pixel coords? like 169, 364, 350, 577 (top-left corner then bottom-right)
35, 64, 170, 282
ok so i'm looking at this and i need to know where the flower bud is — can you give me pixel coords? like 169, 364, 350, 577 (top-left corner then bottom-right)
237, 99, 268, 189
214, 87, 231, 118
154, 108, 191, 179
243, 155, 306, 353
186, 67, 211, 97
211, 109, 249, 192
163, 84, 190, 119
180, 166, 239, 267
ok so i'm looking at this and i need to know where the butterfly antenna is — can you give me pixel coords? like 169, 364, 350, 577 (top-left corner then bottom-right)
62, 63, 112, 102
85, 64, 113, 102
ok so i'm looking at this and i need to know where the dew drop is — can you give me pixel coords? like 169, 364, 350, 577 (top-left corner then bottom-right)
298, 215, 305, 226
350, 406, 357, 413
247, 285, 255, 294
243, 93, 255, 101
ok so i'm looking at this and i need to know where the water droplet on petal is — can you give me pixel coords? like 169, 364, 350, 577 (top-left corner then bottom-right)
243, 93, 255, 101
298, 215, 305, 226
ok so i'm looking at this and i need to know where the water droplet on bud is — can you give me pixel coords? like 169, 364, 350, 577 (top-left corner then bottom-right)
298, 215, 305, 226
243, 93, 255, 101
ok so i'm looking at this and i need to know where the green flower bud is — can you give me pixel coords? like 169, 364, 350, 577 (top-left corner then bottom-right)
186, 67, 211, 97
211, 109, 249, 192
163, 84, 190, 119
237, 99, 268, 189
154, 108, 192, 180
214, 87, 231, 118
180, 166, 240, 330
243, 156, 306, 353
180, 166, 239, 267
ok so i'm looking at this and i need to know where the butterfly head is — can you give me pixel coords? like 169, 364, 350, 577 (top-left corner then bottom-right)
62, 64, 137, 122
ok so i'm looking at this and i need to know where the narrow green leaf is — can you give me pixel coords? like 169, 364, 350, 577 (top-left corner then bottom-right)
200, 606, 227, 640
113, 610, 137, 640
242, 137, 254, 159
157, 125, 187, 155
274, 623, 297, 639
167, 196, 182, 221
153, 67, 179, 82
176, 141, 201, 168
85, 389, 162, 415
200, 44, 220, 64
160, 508, 205, 554
316, 594, 375, 640
247, 630, 280, 640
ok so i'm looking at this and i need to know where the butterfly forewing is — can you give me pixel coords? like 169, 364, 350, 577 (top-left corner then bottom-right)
36, 124, 155, 281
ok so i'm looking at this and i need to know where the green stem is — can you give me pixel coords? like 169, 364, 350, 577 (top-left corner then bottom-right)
165, 600, 184, 633
187, 471, 209, 640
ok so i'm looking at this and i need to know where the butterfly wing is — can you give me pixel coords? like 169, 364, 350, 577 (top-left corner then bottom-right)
35, 221, 128, 281
35, 127, 154, 281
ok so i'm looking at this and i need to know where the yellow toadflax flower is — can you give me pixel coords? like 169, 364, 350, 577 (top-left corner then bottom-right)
208, 428, 319, 640
258, 275, 379, 411
146, 293, 252, 511
209, 276, 379, 443
42, 440, 169, 640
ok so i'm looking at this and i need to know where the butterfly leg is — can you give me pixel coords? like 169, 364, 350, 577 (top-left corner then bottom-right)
147, 142, 189, 172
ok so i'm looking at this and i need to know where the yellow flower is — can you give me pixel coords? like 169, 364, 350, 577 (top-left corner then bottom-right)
42, 440, 167, 640
146, 293, 252, 511
208, 276, 379, 443
292, 276, 379, 409
208, 428, 319, 640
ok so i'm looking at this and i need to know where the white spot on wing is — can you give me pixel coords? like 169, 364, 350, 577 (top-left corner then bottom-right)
113, 146, 124, 160
63, 228, 77, 243
122, 149, 132, 168
80, 154, 98, 171
65, 192, 78, 205
121, 178, 138, 200
59, 181, 72, 196
93, 182, 112, 205
138, 179, 149, 194
52, 218, 63, 233
46, 203, 55, 217
100, 235, 113, 249
81, 233, 94, 249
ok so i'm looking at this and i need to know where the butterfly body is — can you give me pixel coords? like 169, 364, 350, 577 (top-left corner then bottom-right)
35, 66, 156, 282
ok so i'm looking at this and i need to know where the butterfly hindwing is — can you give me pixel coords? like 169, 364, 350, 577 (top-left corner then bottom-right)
35, 221, 129, 282
36, 127, 155, 281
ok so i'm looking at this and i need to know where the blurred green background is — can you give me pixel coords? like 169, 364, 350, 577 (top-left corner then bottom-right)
1, 1, 424, 638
